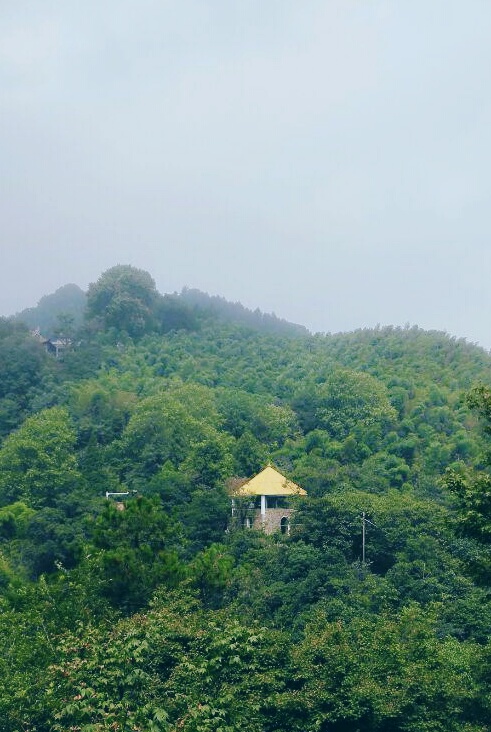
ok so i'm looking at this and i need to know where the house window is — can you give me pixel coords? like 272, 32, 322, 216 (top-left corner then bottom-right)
266, 496, 288, 509
280, 516, 290, 535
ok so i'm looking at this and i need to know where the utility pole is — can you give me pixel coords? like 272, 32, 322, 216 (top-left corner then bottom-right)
362, 511, 366, 564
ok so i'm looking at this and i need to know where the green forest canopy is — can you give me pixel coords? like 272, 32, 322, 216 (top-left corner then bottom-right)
1, 265, 491, 731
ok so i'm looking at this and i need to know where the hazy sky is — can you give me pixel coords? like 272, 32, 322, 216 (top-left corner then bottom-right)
2, 1, 491, 347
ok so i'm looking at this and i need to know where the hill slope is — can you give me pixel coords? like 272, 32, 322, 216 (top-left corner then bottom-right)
2, 266, 491, 731
12, 283, 86, 337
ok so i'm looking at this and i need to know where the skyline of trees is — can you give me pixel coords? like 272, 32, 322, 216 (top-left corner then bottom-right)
1, 265, 491, 730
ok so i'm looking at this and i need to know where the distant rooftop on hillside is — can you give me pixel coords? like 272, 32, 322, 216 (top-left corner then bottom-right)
235, 466, 307, 497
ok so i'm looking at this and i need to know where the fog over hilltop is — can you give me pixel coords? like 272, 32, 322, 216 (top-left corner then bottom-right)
2, 2, 491, 347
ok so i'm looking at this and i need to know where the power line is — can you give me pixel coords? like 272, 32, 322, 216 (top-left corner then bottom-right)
361, 512, 385, 565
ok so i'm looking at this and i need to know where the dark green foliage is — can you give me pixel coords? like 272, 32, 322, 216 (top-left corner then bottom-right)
69, 378, 137, 447
0, 318, 54, 436
188, 543, 235, 606
0, 321, 47, 404
0, 501, 34, 540
233, 430, 269, 475
89, 496, 184, 612
13, 283, 86, 338
179, 487, 231, 554
115, 391, 234, 491
292, 368, 396, 441
86, 264, 160, 338
289, 604, 483, 732
180, 286, 309, 336
0, 407, 82, 508
3, 271, 491, 729
3, 590, 487, 732
85, 266, 199, 341
156, 293, 200, 333
444, 384, 491, 542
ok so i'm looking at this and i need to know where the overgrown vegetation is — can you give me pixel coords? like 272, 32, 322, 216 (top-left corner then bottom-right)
1, 265, 491, 730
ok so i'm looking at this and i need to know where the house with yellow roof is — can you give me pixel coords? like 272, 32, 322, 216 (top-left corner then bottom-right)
231, 465, 307, 534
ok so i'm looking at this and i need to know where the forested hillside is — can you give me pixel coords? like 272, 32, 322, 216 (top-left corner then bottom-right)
1, 265, 491, 731
12, 283, 87, 338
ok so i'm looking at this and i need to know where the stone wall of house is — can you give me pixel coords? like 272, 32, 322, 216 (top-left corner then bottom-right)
253, 508, 294, 534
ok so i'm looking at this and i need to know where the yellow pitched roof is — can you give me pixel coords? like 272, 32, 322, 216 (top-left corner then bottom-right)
237, 466, 306, 497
